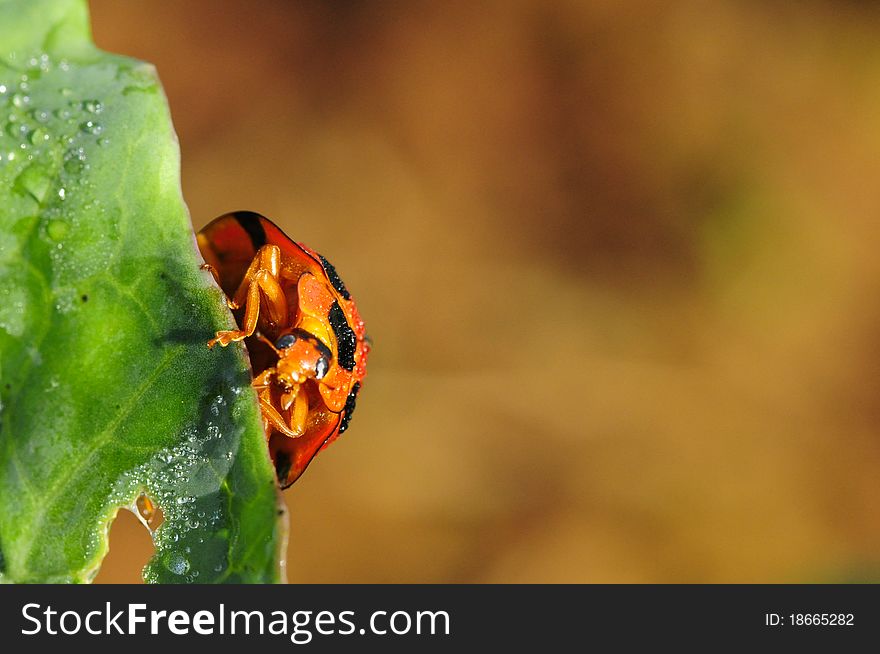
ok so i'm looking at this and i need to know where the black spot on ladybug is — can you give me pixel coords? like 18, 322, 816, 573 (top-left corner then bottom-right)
81, 294, 88, 302
319, 255, 351, 300
232, 211, 267, 249
274, 451, 292, 483
328, 301, 356, 371
339, 382, 361, 434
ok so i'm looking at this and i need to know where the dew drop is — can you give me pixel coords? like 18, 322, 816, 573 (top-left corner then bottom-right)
63, 157, 84, 174
11, 93, 29, 108
47, 219, 68, 241
82, 99, 103, 114
80, 120, 103, 135
28, 127, 48, 144
5, 121, 27, 139
165, 552, 190, 576
14, 164, 50, 203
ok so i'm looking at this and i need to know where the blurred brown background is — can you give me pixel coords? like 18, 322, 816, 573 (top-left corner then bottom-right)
93, 0, 880, 583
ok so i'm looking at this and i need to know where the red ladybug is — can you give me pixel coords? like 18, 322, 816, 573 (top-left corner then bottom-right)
197, 211, 369, 487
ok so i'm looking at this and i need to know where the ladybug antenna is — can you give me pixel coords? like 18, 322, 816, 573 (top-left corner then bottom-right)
255, 332, 281, 355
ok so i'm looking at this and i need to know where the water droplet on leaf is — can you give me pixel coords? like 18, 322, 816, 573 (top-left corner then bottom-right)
29, 127, 48, 144
63, 157, 84, 174
80, 120, 102, 135
14, 164, 51, 203
165, 552, 190, 576
47, 219, 68, 241
30, 108, 50, 123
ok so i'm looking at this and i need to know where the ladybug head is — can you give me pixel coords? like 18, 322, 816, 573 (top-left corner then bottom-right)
272, 328, 332, 389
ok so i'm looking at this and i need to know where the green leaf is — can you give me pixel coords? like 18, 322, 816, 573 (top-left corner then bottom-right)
0, 0, 286, 583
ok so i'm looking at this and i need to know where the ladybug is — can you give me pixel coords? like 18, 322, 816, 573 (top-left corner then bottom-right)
197, 211, 369, 488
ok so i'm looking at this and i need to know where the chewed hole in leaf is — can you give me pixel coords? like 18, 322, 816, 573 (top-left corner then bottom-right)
93, 510, 155, 584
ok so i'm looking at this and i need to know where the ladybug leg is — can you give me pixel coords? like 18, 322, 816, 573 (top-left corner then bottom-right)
252, 368, 275, 390
253, 381, 280, 439
230, 245, 281, 306
252, 367, 306, 439
235, 268, 287, 336
259, 396, 302, 438
280, 386, 309, 437
291, 387, 309, 435
208, 246, 289, 347
200, 263, 239, 309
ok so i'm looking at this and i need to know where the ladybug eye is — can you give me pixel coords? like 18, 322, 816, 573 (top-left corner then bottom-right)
315, 355, 330, 380
275, 333, 297, 349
